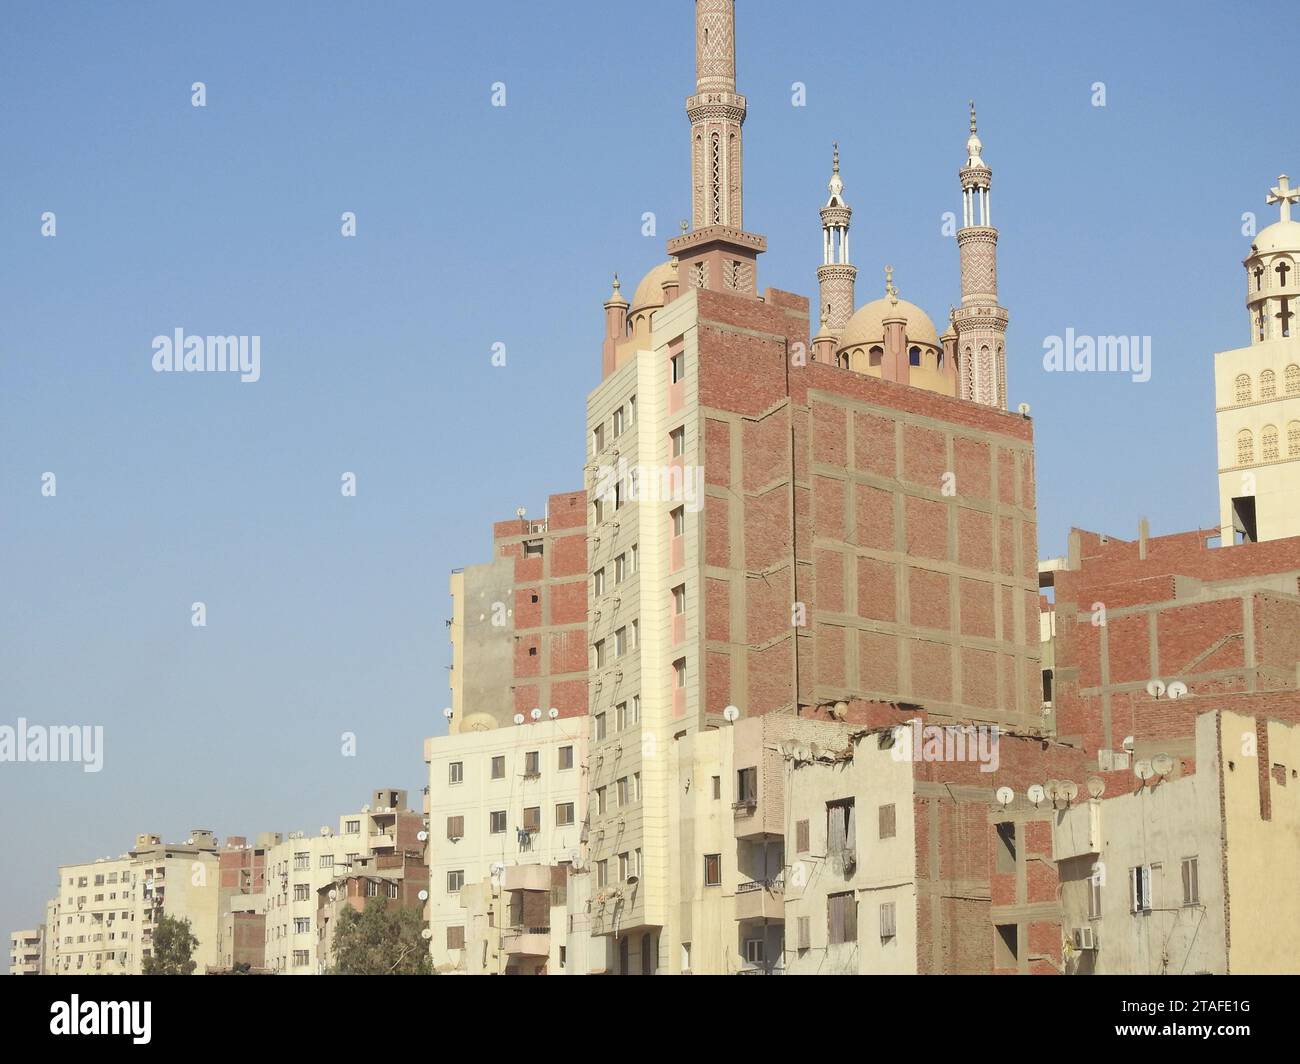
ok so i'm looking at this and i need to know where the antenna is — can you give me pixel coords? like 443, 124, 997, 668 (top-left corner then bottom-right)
1146, 679, 1166, 698
1026, 784, 1045, 806
530, 707, 542, 721
1167, 681, 1188, 700
548, 707, 559, 719
513, 713, 525, 725
995, 786, 1014, 807
722, 705, 739, 723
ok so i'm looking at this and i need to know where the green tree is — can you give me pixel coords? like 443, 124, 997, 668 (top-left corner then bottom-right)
142, 914, 199, 975
329, 898, 432, 975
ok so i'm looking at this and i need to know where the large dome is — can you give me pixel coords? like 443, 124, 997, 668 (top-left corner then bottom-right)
837, 297, 940, 351
1250, 220, 1300, 257
630, 261, 677, 313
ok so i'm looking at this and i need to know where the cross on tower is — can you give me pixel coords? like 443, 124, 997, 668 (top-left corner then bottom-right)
1267, 174, 1300, 223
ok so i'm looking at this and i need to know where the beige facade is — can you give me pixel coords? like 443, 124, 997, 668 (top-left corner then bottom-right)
9, 927, 44, 975
423, 718, 589, 972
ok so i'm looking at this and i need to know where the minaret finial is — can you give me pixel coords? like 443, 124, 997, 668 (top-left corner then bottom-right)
885, 264, 898, 303
832, 141, 840, 174
969, 99, 977, 134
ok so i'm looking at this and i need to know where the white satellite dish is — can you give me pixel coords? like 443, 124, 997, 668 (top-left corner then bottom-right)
513, 713, 525, 725
1087, 776, 1105, 798
1167, 681, 1188, 700
515, 506, 526, 519
995, 786, 1014, 807
1152, 753, 1174, 777
442, 707, 453, 719
530, 707, 542, 720
416, 830, 428, 842
421, 928, 433, 940
722, 705, 739, 722
1135, 760, 1155, 781
417, 889, 428, 901
1122, 736, 1135, 752
548, 707, 559, 719
1061, 780, 1079, 803
320, 826, 331, 836
1017, 402, 1031, 417
1026, 784, 1045, 806
1045, 780, 1061, 802
328, 890, 337, 902
1146, 680, 1166, 698
490, 862, 504, 879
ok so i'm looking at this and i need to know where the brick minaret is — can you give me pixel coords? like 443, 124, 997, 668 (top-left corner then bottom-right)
667, 0, 766, 296
817, 143, 857, 336
954, 102, 1009, 408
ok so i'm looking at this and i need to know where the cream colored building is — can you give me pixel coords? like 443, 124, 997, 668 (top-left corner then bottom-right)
423, 717, 588, 973
1054, 709, 1300, 974
49, 830, 221, 975
9, 927, 44, 975
1216, 174, 1300, 543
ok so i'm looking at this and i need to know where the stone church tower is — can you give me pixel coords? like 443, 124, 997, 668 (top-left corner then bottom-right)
953, 103, 1009, 408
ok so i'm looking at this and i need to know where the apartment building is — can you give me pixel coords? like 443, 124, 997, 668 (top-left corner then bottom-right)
423, 717, 588, 972
9, 927, 44, 975
261, 789, 423, 975
1055, 709, 1300, 974
314, 851, 428, 972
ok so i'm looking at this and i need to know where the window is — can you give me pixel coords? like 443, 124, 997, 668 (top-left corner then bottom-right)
828, 892, 857, 944
614, 553, 627, 584
613, 407, 625, 438
827, 798, 855, 856
879, 803, 896, 840
1236, 373, 1252, 404
447, 870, 465, 893
319, 854, 333, 870
447, 925, 465, 950
490, 810, 507, 834
671, 506, 685, 536
597, 860, 608, 888
523, 540, 543, 558
1290, 421, 1300, 457
593, 497, 604, 524
796, 819, 810, 854
670, 426, 685, 457
522, 807, 541, 833
1181, 857, 1200, 906
446, 815, 464, 840
594, 640, 607, 669
712, 775, 721, 800
633, 772, 641, 801
596, 787, 607, 815
592, 424, 605, 454
744, 938, 764, 964
294, 852, 309, 871
797, 916, 811, 951
619, 852, 631, 882
673, 584, 686, 614
909, 346, 921, 367
1088, 864, 1103, 919
614, 627, 626, 657
1264, 424, 1280, 461
449, 761, 463, 785
594, 712, 607, 741
1261, 368, 1277, 399
556, 802, 575, 827
995, 822, 1016, 874
630, 544, 638, 572
490, 755, 505, 780
673, 658, 687, 687
628, 395, 636, 423
1238, 428, 1254, 466
631, 619, 639, 648
1130, 865, 1152, 913
593, 567, 605, 597
617, 777, 629, 806
524, 750, 540, 777
294, 917, 310, 934
1288, 364, 1300, 394
671, 351, 684, 383
558, 745, 574, 770
704, 854, 722, 886
616, 701, 628, 730
631, 695, 641, 723
879, 901, 897, 941
293, 949, 310, 967
345, 819, 360, 833
737, 767, 757, 804
292, 884, 309, 901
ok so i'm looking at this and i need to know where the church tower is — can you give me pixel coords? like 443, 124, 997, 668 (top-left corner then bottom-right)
953, 103, 1009, 408
667, 0, 767, 296
817, 144, 857, 337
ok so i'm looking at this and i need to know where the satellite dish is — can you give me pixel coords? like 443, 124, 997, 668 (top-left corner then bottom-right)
548, 707, 559, 719
320, 826, 331, 836
995, 786, 1014, 807
515, 506, 527, 519
1045, 779, 1061, 801
490, 862, 504, 879
1086, 776, 1105, 798
1017, 402, 1031, 417
1152, 753, 1174, 777
416, 830, 428, 842
1167, 681, 1188, 700
442, 707, 453, 719
1061, 780, 1079, 803
1122, 736, 1135, 753
328, 890, 337, 902
722, 705, 739, 722
1135, 760, 1155, 781
1146, 680, 1166, 698
417, 889, 428, 901
421, 928, 433, 940
1026, 784, 1045, 806
513, 713, 525, 725
530, 707, 542, 720
626, 874, 639, 886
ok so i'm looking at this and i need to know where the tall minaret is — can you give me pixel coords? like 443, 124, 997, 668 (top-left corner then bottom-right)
953, 102, 1009, 408
667, 0, 767, 297
818, 143, 857, 334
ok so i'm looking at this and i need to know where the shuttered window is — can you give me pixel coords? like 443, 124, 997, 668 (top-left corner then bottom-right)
878, 803, 896, 839
828, 892, 857, 945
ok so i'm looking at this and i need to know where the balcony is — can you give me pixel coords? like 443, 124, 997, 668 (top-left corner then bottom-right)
502, 927, 550, 958
734, 877, 784, 923
501, 865, 551, 892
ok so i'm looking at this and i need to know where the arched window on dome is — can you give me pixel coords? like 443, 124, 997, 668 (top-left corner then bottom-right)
869, 346, 883, 369
1287, 364, 1300, 394
1237, 429, 1254, 466
1263, 424, 1280, 461
1290, 421, 1300, 457
1261, 369, 1277, 399
908, 346, 921, 368
1235, 373, 1252, 404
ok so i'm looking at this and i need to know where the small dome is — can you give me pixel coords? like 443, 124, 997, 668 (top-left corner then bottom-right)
837, 297, 940, 352
1250, 220, 1300, 257
630, 261, 677, 313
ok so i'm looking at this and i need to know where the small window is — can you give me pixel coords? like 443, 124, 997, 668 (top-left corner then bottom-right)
628, 395, 637, 423
592, 424, 605, 454
449, 761, 463, 785
490, 755, 505, 780
447, 925, 465, 950
594, 640, 607, 669
828, 892, 857, 945
670, 426, 686, 457
1130, 865, 1152, 913
614, 553, 627, 584
523, 540, 543, 558
614, 627, 626, 657
593, 568, 605, 597
524, 750, 540, 776
446, 815, 464, 840
616, 777, 629, 806
522, 807, 541, 833
596, 787, 607, 815
878, 804, 896, 840
673, 658, 687, 687
671, 351, 684, 383
712, 775, 721, 800
744, 938, 764, 964
1088, 863, 1103, 919
630, 544, 638, 572
594, 712, 607, 741
527, 645, 537, 657
671, 506, 685, 537
797, 915, 811, 951
1181, 857, 1199, 906
613, 407, 625, 438
796, 819, 810, 854
908, 346, 921, 367
556, 802, 575, 827
490, 810, 507, 834
704, 854, 722, 886
737, 767, 758, 803
616, 701, 627, 730
673, 584, 686, 614
597, 860, 608, 887
558, 745, 574, 770
879, 901, 897, 941
447, 870, 465, 893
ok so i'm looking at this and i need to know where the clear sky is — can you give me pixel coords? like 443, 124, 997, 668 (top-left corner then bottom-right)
0, 0, 1291, 942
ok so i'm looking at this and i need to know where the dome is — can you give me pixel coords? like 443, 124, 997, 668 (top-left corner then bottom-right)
1250, 220, 1300, 257
837, 297, 940, 352
630, 261, 677, 312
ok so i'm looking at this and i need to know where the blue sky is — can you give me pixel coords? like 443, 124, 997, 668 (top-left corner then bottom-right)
0, 0, 1290, 941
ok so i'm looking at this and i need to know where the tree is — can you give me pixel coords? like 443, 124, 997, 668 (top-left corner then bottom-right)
329, 898, 432, 975
142, 914, 198, 975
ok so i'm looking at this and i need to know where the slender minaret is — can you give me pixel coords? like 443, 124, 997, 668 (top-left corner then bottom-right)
953, 102, 1009, 408
818, 143, 857, 335
667, 0, 767, 296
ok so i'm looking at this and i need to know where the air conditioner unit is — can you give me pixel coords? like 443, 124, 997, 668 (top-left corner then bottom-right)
1072, 927, 1097, 951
